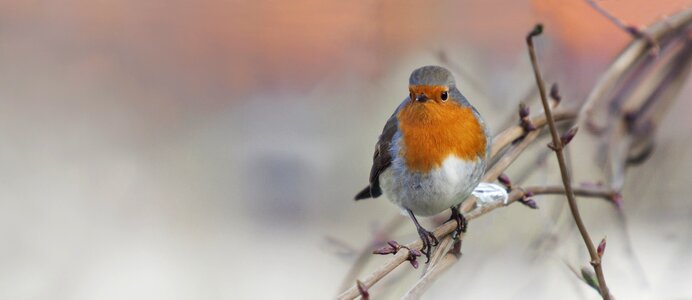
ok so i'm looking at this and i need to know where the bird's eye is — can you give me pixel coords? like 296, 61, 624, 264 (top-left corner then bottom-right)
441, 91, 448, 101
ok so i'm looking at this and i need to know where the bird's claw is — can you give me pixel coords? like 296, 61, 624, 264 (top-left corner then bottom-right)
449, 206, 468, 240
416, 227, 438, 263
406, 208, 438, 264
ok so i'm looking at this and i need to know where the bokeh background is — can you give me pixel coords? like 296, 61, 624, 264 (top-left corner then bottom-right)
1, 0, 691, 299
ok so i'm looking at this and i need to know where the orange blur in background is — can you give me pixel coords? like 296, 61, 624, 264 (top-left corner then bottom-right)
0, 1, 690, 299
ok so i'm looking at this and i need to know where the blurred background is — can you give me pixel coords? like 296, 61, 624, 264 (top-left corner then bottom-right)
0, 0, 690, 299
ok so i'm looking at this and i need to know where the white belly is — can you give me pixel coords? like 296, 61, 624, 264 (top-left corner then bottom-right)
380, 155, 485, 216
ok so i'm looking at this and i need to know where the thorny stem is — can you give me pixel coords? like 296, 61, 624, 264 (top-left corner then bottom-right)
527, 24, 612, 299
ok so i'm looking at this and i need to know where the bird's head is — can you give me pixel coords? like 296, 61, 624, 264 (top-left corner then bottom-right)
407, 65, 458, 105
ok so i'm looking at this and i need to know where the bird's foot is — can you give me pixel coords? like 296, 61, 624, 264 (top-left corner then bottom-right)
449, 206, 468, 240
406, 208, 438, 264
415, 226, 438, 263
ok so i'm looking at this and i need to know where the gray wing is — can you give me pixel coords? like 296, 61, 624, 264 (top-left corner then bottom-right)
354, 101, 405, 200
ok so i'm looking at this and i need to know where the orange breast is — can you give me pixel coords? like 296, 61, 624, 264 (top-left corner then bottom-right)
397, 101, 486, 173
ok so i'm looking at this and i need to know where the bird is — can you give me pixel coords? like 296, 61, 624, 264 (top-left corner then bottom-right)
355, 65, 490, 262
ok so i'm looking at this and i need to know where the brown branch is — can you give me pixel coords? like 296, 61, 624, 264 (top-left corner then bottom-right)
523, 185, 621, 206
527, 24, 612, 299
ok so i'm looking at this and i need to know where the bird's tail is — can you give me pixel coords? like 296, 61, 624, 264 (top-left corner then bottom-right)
354, 186, 372, 200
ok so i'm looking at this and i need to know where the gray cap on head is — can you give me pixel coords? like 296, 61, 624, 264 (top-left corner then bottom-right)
409, 65, 456, 87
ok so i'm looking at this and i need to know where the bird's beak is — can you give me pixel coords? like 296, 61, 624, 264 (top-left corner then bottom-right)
415, 93, 429, 102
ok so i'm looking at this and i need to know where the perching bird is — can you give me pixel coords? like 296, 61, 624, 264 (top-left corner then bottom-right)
355, 65, 490, 262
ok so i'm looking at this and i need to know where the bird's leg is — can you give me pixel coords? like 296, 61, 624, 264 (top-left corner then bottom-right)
449, 205, 468, 240
406, 208, 438, 263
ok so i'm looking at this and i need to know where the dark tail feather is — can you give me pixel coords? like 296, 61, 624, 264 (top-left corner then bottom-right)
355, 183, 383, 200
354, 186, 372, 200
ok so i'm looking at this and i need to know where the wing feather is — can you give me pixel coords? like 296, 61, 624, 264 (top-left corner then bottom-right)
354, 106, 401, 200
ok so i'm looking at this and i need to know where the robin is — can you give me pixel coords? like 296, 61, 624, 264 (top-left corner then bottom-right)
355, 65, 490, 262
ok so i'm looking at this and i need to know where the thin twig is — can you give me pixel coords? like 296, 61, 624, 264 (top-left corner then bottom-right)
585, 0, 647, 39
527, 24, 612, 299
523, 185, 621, 206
